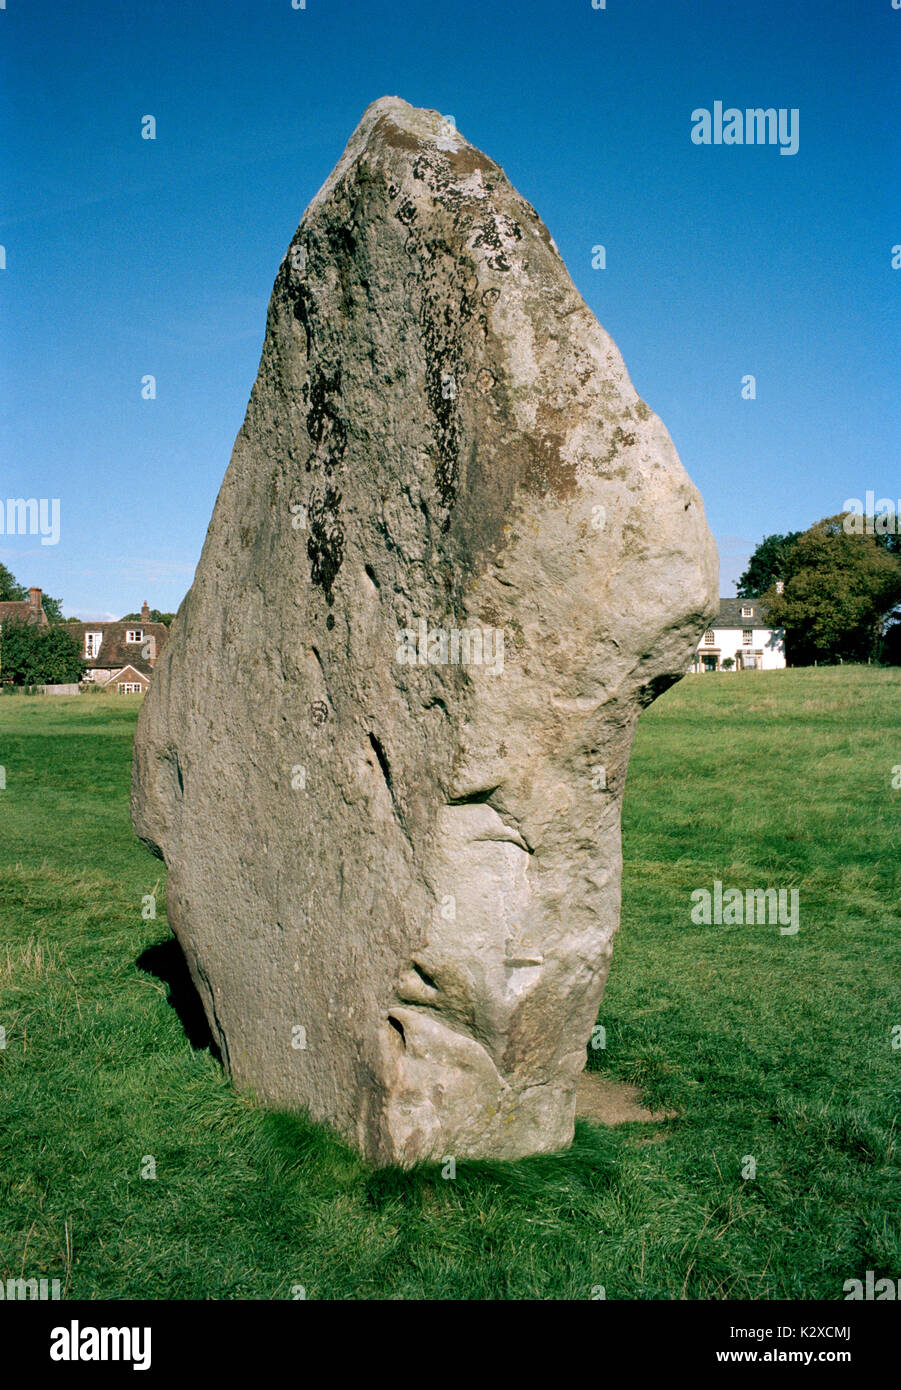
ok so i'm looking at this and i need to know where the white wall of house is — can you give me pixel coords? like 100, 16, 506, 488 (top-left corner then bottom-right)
693, 626, 786, 672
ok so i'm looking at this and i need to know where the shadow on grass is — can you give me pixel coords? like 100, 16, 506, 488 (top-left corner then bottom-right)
247, 1092, 630, 1200
136, 936, 222, 1061
356, 1122, 625, 1212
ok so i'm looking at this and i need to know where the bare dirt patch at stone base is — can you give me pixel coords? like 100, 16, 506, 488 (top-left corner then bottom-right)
575, 1072, 678, 1126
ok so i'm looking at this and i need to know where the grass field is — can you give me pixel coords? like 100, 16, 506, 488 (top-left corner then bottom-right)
1, 668, 899, 1300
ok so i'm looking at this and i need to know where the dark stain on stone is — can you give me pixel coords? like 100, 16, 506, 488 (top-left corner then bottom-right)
327, 222, 356, 262
470, 213, 523, 273
292, 283, 314, 355
400, 219, 467, 523
307, 487, 344, 605
472, 233, 510, 273
307, 367, 346, 470
601, 424, 638, 465
446, 144, 497, 178
305, 366, 347, 603
374, 116, 423, 154
521, 431, 577, 498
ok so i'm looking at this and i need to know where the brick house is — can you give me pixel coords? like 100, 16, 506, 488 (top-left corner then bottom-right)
0, 586, 49, 632
74, 601, 168, 693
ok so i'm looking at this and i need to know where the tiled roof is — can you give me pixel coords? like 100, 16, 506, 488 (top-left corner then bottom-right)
0, 600, 47, 627
106, 664, 150, 685
716, 598, 776, 628
73, 620, 169, 676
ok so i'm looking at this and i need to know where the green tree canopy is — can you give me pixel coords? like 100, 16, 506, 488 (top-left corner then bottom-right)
764, 514, 901, 665
120, 610, 175, 627
0, 563, 27, 602
0, 562, 65, 621
736, 532, 802, 597
40, 593, 66, 623
0, 619, 84, 685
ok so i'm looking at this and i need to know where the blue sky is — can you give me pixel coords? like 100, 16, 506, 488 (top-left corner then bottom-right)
1, 0, 898, 617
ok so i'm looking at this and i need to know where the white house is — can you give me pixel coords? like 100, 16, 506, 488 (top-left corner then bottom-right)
72, 601, 168, 692
691, 596, 786, 673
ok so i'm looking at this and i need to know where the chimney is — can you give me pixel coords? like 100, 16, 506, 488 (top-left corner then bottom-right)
29, 586, 42, 613
141, 600, 150, 622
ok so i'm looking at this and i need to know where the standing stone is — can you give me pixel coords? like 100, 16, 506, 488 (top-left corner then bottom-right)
132, 97, 718, 1166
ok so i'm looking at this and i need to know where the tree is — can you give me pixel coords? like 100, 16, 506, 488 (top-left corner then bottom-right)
0, 619, 84, 685
736, 532, 802, 597
0, 563, 27, 602
120, 610, 175, 627
41, 594, 66, 623
763, 514, 901, 665
0, 563, 65, 620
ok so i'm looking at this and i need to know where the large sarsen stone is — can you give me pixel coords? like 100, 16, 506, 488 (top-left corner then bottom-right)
131, 97, 718, 1166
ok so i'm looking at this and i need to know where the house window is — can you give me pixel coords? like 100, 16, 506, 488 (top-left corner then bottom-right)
703, 630, 715, 645
742, 629, 753, 645
85, 631, 102, 659
741, 606, 753, 618
125, 629, 144, 644
118, 682, 143, 694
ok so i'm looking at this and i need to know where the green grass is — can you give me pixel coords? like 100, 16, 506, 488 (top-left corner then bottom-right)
0, 670, 899, 1300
